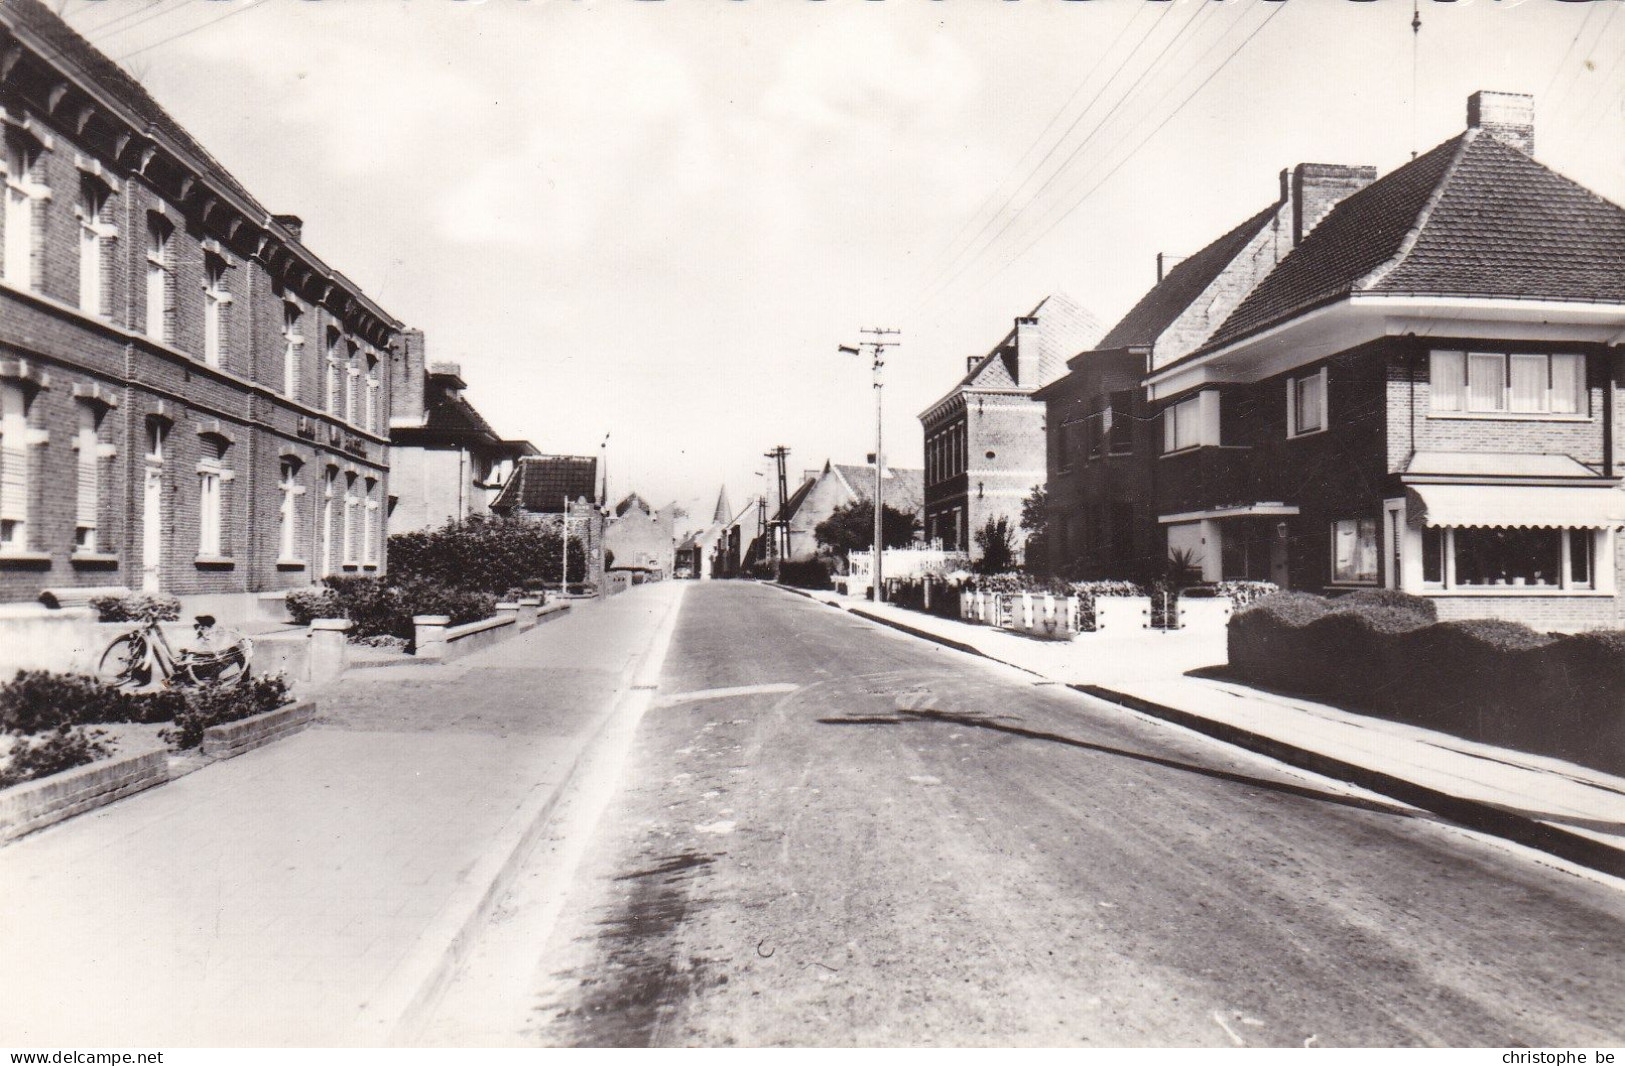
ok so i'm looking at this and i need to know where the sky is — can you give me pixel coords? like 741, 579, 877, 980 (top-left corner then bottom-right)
57, 0, 1625, 531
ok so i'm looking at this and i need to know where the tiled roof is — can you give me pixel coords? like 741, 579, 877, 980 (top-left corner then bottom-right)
490, 455, 598, 514
774, 475, 817, 524
1205, 130, 1625, 352
957, 292, 1105, 394
831, 465, 925, 514
1207, 136, 1464, 349
1096, 201, 1282, 350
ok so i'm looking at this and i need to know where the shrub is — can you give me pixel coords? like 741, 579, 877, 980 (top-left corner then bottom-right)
1213, 580, 1279, 611
388, 513, 585, 596
91, 593, 181, 623
0, 726, 111, 789
1330, 588, 1437, 622
285, 588, 340, 626
778, 559, 833, 590
0, 670, 132, 733
162, 675, 293, 750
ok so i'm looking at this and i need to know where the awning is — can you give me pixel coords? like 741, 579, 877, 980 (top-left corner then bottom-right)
1406, 484, 1625, 529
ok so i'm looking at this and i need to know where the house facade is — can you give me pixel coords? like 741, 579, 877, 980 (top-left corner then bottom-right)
604, 492, 675, 578
1049, 91, 1625, 630
771, 460, 924, 562
489, 453, 605, 591
388, 343, 534, 535
919, 293, 1101, 561
0, 0, 402, 612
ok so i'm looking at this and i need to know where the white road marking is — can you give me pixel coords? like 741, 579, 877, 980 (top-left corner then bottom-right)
653, 683, 800, 708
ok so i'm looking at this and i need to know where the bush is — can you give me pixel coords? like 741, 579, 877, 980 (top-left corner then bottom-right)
91, 593, 181, 623
1213, 580, 1279, 611
301, 576, 495, 641
388, 513, 585, 597
285, 588, 340, 626
0, 726, 110, 789
0, 670, 134, 733
778, 559, 833, 590
1330, 588, 1437, 622
162, 675, 293, 750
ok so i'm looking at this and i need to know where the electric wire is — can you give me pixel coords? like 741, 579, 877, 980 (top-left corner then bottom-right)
114, 0, 271, 61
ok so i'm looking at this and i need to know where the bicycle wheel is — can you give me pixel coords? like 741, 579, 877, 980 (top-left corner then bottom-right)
180, 642, 251, 688
97, 634, 151, 689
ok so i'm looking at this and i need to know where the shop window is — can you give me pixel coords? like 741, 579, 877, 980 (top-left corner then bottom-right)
1452, 527, 1562, 588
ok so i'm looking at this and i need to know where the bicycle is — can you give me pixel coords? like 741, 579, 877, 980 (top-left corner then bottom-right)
96, 613, 253, 690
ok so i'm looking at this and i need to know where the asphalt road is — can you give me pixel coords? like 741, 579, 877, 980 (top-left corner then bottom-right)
438, 582, 1625, 1048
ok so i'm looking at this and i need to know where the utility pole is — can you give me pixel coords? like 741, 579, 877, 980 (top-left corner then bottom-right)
839, 328, 901, 602
560, 494, 569, 598
764, 445, 791, 562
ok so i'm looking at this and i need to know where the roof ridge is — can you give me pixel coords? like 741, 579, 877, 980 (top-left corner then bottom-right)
1355, 131, 1473, 292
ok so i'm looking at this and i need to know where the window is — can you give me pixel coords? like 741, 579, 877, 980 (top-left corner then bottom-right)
78, 179, 115, 316
283, 301, 304, 399
4, 134, 45, 291
74, 403, 102, 551
1287, 368, 1326, 436
145, 214, 174, 342
362, 478, 379, 566
197, 437, 228, 557
364, 354, 379, 433
1422, 526, 1445, 585
1107, 391, 1134, 454
342, 472, 359, 566
1431, 350, 1587, 416
278, 459, 304, 562
344, 343, 359, 425
1162, 396, 1203, 453
0, 381, 29, 550
320, 466, 339, 577
1331, 518, 1379, 584
202, 252, 231, 367
1569, 529, 1593, 590
1420, 526, 1600, 591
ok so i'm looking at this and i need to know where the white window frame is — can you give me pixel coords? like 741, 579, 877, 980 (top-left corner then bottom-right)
1286, 367, 1328, 438
74, 402, 102, 552
196, 438, 232, 559
362, 478, 379, 566
0, 380, 31, 552
202, 252, 232, 368
1429, 349, 1589, 419
1329, 517, 1380, 586
278, 458, 306, 563
341, 473, 359, 567
3, 133, 48, 292
145, 213, 174, 342
282, 300, 305, 399
1419, 526, 1605, 593
77, 179, 116, 317
1161, 392, 1219, 454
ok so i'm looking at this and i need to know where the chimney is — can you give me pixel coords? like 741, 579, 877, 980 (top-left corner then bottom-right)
1156, 253, 1186, 282
1291, 162, 1377, 245
1467, 90, 1535, 155
1014, 315, 1041, 387
393, 329, 428, 427
272, 214, 304, 240
966, 355, 981, 374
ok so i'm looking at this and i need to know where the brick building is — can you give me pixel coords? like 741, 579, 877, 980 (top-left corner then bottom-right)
603, 492, 675, 578
388, 341, 535, 535
0, 0, 405, 614
770, 459, 924, 562
918, 292, 1101, 562
489, 454, 604, 590
1048, 91, 1625, 630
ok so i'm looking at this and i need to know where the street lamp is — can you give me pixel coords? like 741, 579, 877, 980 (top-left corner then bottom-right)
839, 329, 899, 601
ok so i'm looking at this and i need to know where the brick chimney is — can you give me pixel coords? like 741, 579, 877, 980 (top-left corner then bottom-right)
1156, 253, 1185, 282
1291, 162, 1377, 245
966, 354, 981, 375
1468, 90, 1534, 155
1013, 315, 1042, 387
392, 329, 428, 427
272, 214, 303, 240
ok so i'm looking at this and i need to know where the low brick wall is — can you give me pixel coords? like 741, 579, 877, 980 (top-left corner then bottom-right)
201, 700, 317, 760
0, 748, 168, 844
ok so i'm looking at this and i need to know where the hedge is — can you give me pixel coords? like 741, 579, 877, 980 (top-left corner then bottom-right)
285, 577, 495, 641
778, 559, 833, 590
1228, 593, 1624, 774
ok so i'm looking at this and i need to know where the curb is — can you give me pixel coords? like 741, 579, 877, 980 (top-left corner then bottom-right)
1077, 684, 1625, 880
846, 606, 1001, 662
0, 747, 168, 845
201, 700, 317, 760
366, 584, 688, 1045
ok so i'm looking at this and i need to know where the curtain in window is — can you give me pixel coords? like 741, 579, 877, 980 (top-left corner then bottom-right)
1294, 373, 1324, 433
0, 382, 27, 545
1468, 353, 1505, 412
1332, 518, 1379, 583
1509, 353, 1547, 413
1551, 353, 1585, 414
1430, 351, 1465, 412
76, 405, 98, 550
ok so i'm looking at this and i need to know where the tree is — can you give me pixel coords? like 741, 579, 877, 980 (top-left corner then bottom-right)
974, 516, 1017, 575
813, 500, 921, 557
1019, 485, 1050, 576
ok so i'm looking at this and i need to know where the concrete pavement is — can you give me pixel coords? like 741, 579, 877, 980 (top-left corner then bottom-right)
460, 582, 1625, 1047
0, 581, 684, 1047
785, 584, 1625, 878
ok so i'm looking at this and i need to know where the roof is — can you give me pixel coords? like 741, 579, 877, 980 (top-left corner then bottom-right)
1406, 483, 1624, 530
830, 464, 924, 514
773, 475, 818, 524
1405, 452, 1601, 480
953, 293, 1104, 394
490, 455, 599, 514
1206, 130, 1625, 352
712, 486, 733, 526
1096, 201, 1282, 350
615, 492, 652, 517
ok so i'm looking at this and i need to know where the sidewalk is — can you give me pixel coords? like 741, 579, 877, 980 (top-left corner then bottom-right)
777, 584, 1625, 878
0, 582, 685, 1047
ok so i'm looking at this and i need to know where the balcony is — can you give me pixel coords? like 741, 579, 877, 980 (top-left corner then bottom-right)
1156, 445, 1267, 517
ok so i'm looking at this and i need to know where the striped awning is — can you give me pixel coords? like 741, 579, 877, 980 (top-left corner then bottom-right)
1406, 484, 1625, 529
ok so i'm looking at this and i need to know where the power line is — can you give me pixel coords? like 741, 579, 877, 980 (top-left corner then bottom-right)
80, 0, 189, 40
904, 3, 1152, 305
1542, 0, 1603, 105
1547, 0, 1620, 119
913, 0, 1214, 315
984, 0, 1290, 290
114, 0, 270, 61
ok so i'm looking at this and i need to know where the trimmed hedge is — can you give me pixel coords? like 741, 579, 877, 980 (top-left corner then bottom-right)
286, 577, 495, 640
778, 560, 834, 590
91, 593, 181, 623
1229, 593, 1623, 773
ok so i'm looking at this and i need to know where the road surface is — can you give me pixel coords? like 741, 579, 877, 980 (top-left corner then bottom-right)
428, 581, 1625, 1047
